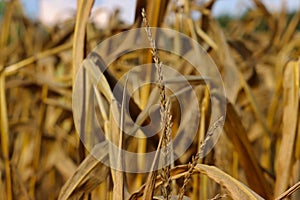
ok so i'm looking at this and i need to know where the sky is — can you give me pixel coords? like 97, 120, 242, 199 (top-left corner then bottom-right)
19, 0, 300, 26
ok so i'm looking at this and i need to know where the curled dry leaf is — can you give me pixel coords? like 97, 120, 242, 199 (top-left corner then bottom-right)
194, 164, 264, 200
129, 164, 264, 200
274, 60, 299, 197
224, 102, 273, 199
275, 181, 300, 200
58, 141, 109, 200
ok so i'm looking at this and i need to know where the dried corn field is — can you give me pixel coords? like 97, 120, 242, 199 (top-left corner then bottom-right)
0, 0, 300, 200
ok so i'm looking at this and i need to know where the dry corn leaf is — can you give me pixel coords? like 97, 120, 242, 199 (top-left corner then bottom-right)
224, 102, 273, 199
280, 10, 300, 47
142, 168, 159, 200
275, 180, 300, 200
58, 141, 109, 200
142, 112, 165, 200
109, 99, 124, 200
73, 57, 113, 153
194, 164, 264, 200
113, 77, 129, 200
239, 71, 271, 137
72, 0, 95, 81
228, 40, 256, 81
87, 52, 154, 132
130, 164, 264, 200
274, 60, 299, 197
209, 18, 241, 103
108, 100, 121, 168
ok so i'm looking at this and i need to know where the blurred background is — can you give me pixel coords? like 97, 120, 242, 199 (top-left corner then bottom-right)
5, 0, 300, 27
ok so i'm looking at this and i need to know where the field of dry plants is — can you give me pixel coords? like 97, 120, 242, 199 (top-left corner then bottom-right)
0, 0, 300, 199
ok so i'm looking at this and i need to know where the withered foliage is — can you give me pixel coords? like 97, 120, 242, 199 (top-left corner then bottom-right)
0, 0, 299, 200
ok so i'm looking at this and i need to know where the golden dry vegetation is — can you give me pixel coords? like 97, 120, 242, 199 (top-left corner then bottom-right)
0, 0, 299, 200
